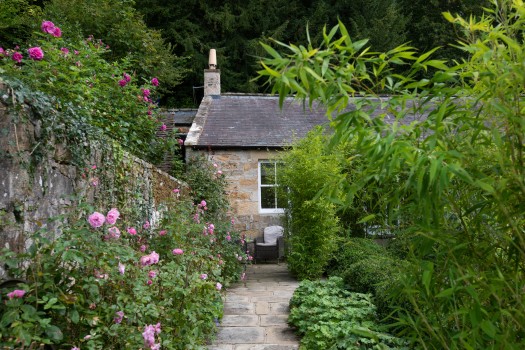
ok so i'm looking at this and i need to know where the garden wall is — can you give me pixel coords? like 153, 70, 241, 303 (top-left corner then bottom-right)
0, 82, 185, 279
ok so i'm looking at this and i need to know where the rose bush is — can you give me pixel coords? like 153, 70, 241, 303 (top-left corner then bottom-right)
0, 193, 248, 349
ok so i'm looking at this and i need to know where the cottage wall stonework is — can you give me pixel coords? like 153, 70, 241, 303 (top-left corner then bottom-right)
187, 148, 283, 238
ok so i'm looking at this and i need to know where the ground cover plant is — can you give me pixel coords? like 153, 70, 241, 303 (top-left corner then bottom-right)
259, 0, 525, 348
0, 192, 247, 349
289, 277, 407, 349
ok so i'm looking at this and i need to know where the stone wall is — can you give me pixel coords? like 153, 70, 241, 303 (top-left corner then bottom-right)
0, 83, 185, 279
187, 148, 283, 239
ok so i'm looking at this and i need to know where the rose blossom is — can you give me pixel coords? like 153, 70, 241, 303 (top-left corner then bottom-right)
177, 139, 184, 145
140, 251, 159, 266
88, 212, 105, 228
142, 323, 161, 349
118, 79, 127, 87
143, 220, 150, 229
142, 88, 151, 97
12, 52, 23, 63
140, 245, 147, 252
200, 274, 207, 280
7, 289, 26, 299
41, 21, 55, 34
200, 200, 207, 207
114, 311, 124, 324
107, 226, 120, 239
123, 73, 131, 82
172, 248, 183, 255
216, 282, 222, 291
159, 230, 167, 236
148, 270, 157, 278
106, 208, 120, 225
151, 77, 159, 86
52, 27, 62, 38
28, 47, 44, 60
60, 47, 69, 55
0, 47, 5, 56
159, 124, 167, 131
172, 188, 180, 193
127, 227, 137, 235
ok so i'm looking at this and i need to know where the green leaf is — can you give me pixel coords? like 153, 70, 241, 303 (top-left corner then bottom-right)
357, 214, 376, 224
45, 325, 64, 342
480, 320, 497, 338
44, 297, 58, 310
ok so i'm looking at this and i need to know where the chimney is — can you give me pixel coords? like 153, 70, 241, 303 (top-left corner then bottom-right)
204, 49, 220, 96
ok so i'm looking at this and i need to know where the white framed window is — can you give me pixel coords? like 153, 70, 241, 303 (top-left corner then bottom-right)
258, 160, 285, 214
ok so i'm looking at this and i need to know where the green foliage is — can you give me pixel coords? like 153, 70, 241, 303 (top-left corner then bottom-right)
0, 194, 246, 348
278, 128, 341, 279
289, 277, 407, 350
0, 0, 42, 47
41, 0, 187, 93
182, 156, 230, 220
258, 1, 525, 348
0, 24, 168, 163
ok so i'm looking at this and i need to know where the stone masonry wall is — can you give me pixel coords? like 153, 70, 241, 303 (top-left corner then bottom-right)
0, 83, 185, 279
187, 148, 282, 239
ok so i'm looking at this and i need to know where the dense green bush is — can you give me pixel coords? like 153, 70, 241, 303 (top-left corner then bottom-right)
289, 277, 407, 349
0, 194, 246, 349
327, 238, 386, 276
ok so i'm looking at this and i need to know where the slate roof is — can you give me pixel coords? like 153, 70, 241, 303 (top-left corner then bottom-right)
186, 94, 330, 149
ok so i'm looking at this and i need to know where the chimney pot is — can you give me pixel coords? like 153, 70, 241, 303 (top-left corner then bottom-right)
209, 49, 217, 69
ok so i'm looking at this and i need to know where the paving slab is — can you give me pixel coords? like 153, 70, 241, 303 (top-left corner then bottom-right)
208, 264, 300, 349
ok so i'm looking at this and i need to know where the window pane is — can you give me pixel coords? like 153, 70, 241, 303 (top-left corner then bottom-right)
260, 162, 275, 185
261, 187, 276, 209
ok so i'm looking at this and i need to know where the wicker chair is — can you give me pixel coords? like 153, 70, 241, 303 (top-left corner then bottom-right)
254, 225, 285, 263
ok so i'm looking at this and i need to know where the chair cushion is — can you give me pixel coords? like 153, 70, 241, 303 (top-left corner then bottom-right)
263, 226, 283, 245
256, 242, 278, 247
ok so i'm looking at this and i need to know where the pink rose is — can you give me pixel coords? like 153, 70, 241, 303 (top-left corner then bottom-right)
114, 311, 124, 324
143, 89, 151, 97
159, 124, 167, 131
148, 270, 157, 278
7, 289, 26, 299
88, 212, 105, 228
140, 251, 159, 266
143, 221, 150, 229
123, 73, 131, 82
107, 226, 120, 239
200, 200, 207, 207
172, 248, 183, 255
28, 47, 44, 60
12, 52, 23, 63
60, 47, 69, 55
41, 21, 55, 34
172, 188, 180, 193
52, 27, 62, 38
0, 47, 5, 56
159, 230, 167, 236
106, 208, 120, 225
151, 77, 159, 86
127, 227, 137, 235
118, 79, 127, 87
216, 282, 222, 291
177, 139, 184, 145
226, 235, 231, 241
140, 245, 147, 252
200, 274, 207, 280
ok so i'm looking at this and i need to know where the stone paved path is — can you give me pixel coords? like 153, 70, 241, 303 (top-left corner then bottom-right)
208, 264, 300, 350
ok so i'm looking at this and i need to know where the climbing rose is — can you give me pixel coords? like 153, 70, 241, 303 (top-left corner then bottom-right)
123, 73, 131, 82
148, 270, 157, 278
127, 227, 137, 235
159, 124, 167, 131
12, 52, 23, 63
172, 248, 183, 255
159, 230, 167, 236
151, 77, 159, 86
88, 212, 105, 228
143, 220, 150, 229
200, 274, 207, 280
0, 47, 5, 56
142, 323, 161, 349
200, 200, 207, 207
143, 88, 151, 97
177, 138, 184, 145
106, 208, 120, 225
7, 289, 26, 299
140, 245, 147, 252
41, 21, 55, 34
60, 47, 69, 55
216, 282, 222, 291
118, 79, 127, 87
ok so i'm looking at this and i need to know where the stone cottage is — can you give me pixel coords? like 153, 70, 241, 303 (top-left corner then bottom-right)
184, 54, 329, 238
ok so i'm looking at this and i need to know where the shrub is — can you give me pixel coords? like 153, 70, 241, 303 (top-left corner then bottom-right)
289, 277, 407, 349
278, 127, 342, 279
0, 195, 247, 349
327, 238, 387, 276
